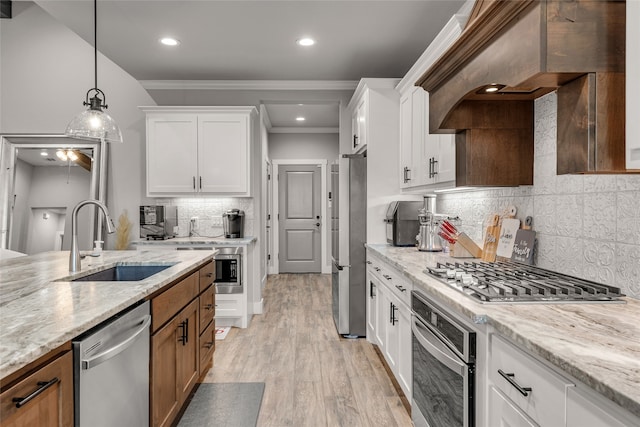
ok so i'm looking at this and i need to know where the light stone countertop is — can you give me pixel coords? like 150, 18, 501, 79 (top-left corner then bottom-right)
133, 236, 257, 246
0, 250, 215, 380
366, 244, 640, 419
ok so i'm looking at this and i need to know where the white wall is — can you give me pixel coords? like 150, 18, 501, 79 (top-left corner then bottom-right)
438, 93, 640, 299
268, 133, 339, 160
0, 2, 157, 250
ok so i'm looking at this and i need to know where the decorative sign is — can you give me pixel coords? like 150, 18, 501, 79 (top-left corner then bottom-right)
511, 229, 536, 264
496, 218, 520, 258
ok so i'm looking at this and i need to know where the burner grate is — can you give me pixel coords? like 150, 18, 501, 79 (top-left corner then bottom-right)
424, 261, 624, 304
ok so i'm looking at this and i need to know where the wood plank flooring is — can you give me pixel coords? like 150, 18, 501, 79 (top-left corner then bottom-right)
202, 274, 413, 427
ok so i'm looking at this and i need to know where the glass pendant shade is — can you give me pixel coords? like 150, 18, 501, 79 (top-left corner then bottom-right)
65, 105, 123, 143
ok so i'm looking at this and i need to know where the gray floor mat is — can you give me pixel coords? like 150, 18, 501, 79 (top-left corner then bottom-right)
177, 382, 265, 427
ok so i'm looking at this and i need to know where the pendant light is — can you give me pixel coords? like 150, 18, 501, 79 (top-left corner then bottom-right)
65, 0, 123, 143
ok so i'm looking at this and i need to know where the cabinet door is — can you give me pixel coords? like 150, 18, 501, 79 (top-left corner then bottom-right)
366, 272, 379, 344
384, 292, 400, 373
0, 351, 73, 427
436, 134, 456, 184
397, 302, 412, 399
566, 387, 633, 427
352, 92, 368, 153
410, 88, 427, 186
176, 299, 199, 401
399, 93, 413, 188
198, 114, 250, 195
488, 386, 537, 427
375, 281, 389, 354
147, 114, 198, 194
151, 316, 180, 427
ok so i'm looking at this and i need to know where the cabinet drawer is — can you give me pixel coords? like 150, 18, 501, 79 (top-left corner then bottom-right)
199, 320, 216, 373
372, 261, 412, 306
199, 284, 216, 334
199, 261, 214, 293
152, 271, 199, 332
0, 351, 73, 426
490, 335, 573, 426
215, 295, 242, 318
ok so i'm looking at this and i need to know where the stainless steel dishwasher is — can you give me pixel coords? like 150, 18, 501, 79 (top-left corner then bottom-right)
73, 301, 150, 427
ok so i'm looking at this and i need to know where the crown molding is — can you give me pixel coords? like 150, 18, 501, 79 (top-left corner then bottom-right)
269, 127, 339, 134
139, 80, 359, 91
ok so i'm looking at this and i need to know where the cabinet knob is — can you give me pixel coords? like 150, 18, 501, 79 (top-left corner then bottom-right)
383, 274, 392, 280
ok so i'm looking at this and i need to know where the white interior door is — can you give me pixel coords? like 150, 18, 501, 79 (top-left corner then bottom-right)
278, 164, 321, 273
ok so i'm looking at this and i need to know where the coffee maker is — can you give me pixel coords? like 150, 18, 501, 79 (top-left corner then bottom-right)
223, 209, 245, 238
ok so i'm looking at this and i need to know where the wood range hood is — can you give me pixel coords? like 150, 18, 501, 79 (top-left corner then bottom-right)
417, 0, 626, 186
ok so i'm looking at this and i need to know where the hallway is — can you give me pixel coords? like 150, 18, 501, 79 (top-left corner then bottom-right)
203, 274, 412, 427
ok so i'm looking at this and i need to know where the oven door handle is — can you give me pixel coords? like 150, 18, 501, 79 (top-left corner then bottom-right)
412, 317, 466, 376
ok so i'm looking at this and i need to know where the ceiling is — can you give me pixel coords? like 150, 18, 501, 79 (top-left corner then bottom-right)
17, 147, 94, 167
29, 0, 467, 130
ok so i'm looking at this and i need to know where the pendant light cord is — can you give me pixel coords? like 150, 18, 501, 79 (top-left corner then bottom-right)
94, 0, 97, 90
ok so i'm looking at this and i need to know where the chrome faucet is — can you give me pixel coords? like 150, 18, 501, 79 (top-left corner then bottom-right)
69, 200, 116, 272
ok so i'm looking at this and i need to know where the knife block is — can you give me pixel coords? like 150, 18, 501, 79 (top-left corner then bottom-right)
453, 232, 483, 258
450, 242, 475, 258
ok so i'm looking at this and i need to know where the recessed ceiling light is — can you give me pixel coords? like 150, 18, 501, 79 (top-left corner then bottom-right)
296, 37, 315, 47
40, 151, 48, 156
296, 117, 306, 122
485, 87, 499, 93
160, 37, 180, 46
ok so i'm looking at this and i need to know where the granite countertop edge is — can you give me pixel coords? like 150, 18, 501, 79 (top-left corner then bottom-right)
133, 236, 257, 246
366, 243, 640, 419
0, 250, 215, 380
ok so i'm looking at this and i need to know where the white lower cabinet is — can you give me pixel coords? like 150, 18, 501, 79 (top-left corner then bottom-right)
366, 255, 412, 401
489, 386, 537, 427
489, 334, 572, 427
566, 386, 636, 427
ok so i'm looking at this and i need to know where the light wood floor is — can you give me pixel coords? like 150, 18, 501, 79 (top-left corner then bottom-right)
203, 274, 413, 427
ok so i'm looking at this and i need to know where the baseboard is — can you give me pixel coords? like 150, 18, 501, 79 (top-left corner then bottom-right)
253, 299, 263, 314
372, 344, 412, 417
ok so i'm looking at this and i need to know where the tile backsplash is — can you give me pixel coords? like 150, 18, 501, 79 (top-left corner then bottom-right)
151, 197, 255, 238
438, 92, 640, 299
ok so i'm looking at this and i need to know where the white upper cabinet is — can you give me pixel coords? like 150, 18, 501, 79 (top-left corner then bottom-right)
141, 107, 256, 197
396, 12, 467, 191
350, 90, 369, 154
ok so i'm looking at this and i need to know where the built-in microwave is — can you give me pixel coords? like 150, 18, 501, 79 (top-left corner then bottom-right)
214, 247, 243, 294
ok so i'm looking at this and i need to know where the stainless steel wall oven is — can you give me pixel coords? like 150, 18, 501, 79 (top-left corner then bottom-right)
214, 247, 242, 294
412, 290, 476, 427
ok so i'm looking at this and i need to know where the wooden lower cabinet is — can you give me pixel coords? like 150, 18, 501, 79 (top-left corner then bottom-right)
151, 298, 199, 427
151, 261, 215, 427
0, 351, 73, 427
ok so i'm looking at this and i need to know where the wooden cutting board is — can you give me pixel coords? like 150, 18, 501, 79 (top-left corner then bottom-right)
496, 218, 521, 260
482, 215, 500, 262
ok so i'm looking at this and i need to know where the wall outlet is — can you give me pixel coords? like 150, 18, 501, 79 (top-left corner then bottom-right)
190, 217, 199, 230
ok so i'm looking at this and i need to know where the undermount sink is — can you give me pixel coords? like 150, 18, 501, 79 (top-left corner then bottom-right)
71, 264, 176, 282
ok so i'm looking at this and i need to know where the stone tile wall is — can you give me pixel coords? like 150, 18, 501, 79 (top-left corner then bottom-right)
438, 92, 640, 299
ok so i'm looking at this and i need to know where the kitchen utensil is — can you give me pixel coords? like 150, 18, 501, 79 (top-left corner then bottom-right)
496, 218, 521, 260
512, 216, 536, 264
481, 214, 500, 262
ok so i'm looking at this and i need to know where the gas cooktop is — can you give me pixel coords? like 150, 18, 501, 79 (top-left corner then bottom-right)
424, 261, 625, 304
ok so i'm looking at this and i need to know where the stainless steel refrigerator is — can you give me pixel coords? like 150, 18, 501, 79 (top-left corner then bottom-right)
331, 153, 366, 337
